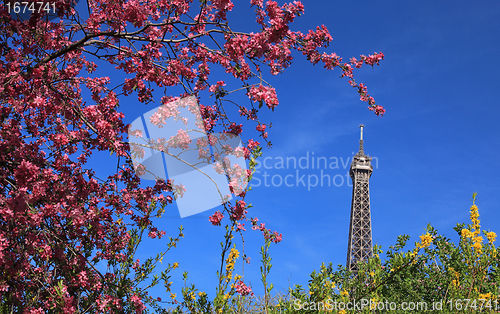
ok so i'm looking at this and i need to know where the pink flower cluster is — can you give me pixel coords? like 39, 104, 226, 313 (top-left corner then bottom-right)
167, 129, 192, 150
235, 280, 254, 297
232, 200, 247, 220
209, 211, 224, 226
227, 123, 243, 135
248, 85, 279, 110
265, 230, 283, 244
199, 104, 220, 132
256, 124, 266, 132
129, 294, 146, 314
369, 105, 386, 116
237, 223, 246, 231
247, 139, 260, 151
209, 80, 226, 93
350, 52, 385, 68
251, 218, 282, 243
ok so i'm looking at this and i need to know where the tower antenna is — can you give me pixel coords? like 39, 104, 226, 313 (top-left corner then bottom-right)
359, 124, 364, 153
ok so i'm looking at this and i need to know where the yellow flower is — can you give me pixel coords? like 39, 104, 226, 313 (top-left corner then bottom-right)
448, 267, 460, 288
479, 292, 492, 300
223, 293, 230, 300
172, 262, 179, 269
370, 271, 375, 277
227, 247, 239, 260
470, 204, 481, 228
487, 231, 497, 243
338, 311, 346, 314
309, 291, 313, 295
473, 236, 483, 244
470, 205, 479, 216
170, 293, 176, 299
390, 268, 394, 272
417, 233, 433, 249
461, 229, 473, 239
198, 292, 205, 297
340, 290, 349, 297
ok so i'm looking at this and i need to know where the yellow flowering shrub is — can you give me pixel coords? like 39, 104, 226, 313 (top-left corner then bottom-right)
282, 193, 500, 314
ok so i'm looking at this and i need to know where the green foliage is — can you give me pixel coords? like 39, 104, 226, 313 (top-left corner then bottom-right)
143, 192, 500, 314
274, 194, 500, 313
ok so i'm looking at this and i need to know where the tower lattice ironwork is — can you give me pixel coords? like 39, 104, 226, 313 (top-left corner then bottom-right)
346, 124, 373, 273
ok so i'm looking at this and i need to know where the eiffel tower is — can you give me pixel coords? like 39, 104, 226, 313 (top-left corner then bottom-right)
346, 124, 373, 273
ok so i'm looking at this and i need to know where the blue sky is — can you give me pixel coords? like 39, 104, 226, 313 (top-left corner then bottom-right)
79, 0, 500, 304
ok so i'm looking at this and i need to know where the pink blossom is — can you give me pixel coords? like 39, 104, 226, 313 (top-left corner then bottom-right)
232, 200, 247, 220
250, 0, 263, 7
148, 231, 157, 239
363, 52, 385, 66
209, 80, 226, 93
248, 85, 279, 109
235, 280, 254, 296
209, 211, 224, 226
237, 223, 246, 231
167, 129, 192, 150
272, 231, 283, 243
130, 294, 146, 314
368, 105, 386, 116
227, 123, 243, 135
247, 139, 260, 150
